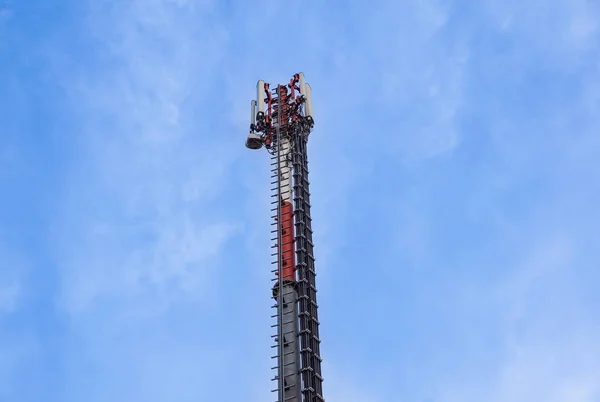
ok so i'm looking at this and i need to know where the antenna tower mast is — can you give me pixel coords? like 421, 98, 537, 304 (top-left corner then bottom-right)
245, 73, 324, 402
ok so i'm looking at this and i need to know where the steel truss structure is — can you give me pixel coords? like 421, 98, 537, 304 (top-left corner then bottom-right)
245, 73, 324, 402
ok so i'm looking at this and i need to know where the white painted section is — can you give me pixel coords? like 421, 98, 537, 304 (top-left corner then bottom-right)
256, 80, 265, 116
250, 100, 256, 126
278, 136, 293, 202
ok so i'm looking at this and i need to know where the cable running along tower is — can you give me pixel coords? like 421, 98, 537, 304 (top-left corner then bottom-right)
245, 73, 324, 402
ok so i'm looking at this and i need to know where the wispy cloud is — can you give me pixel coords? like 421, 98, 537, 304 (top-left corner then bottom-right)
0, 280, 19, 313
0, 0, 11, 19
2, 0, 600, 400
36, 1, 245, 399
52, 0, 237, 316
0, 247, 21, 314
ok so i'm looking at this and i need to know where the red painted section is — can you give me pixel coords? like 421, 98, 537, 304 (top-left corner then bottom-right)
276, 200, 296, 281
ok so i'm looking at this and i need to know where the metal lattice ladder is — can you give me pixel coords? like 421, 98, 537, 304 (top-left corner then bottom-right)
270, 86, 302, 402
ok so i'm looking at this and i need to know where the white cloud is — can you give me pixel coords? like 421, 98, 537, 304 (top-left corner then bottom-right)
4, 0, 600, 400
0, 1, 10, 19
0, 243, 23, 315
61, 219, 239, 315
433, 234, 600, 402
0, 277, 19, 314
51, 0, 238, 317
482, 0, 599, 59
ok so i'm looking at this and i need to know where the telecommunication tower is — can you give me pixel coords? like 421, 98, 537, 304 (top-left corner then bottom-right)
245, 73, 324, 402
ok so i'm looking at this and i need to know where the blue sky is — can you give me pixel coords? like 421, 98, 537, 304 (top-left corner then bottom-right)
1, 0, 600, 401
